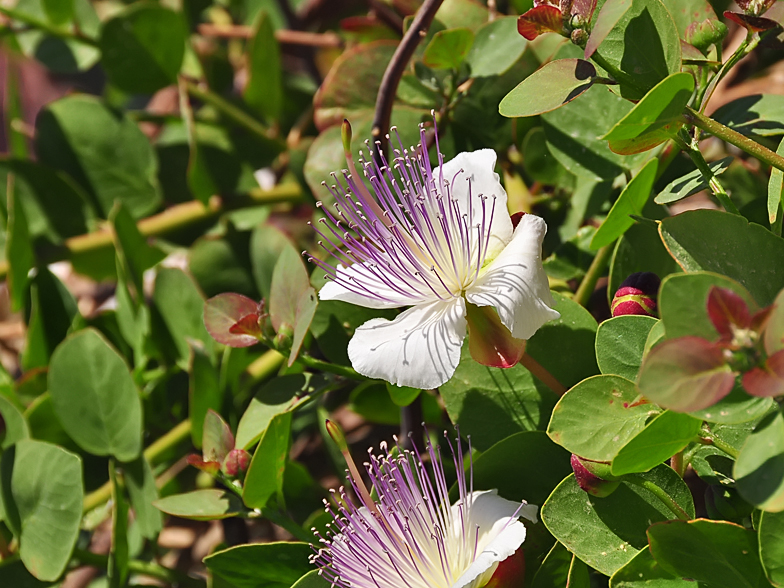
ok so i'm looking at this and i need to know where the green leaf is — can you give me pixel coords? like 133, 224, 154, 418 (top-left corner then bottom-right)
712, 94, 784, 138
602, 72, 694, 154
423, 28, 474, 69
611, 411, 703, 475
765, 288, 784, 356
1, 440, 83, 581
532, 542, 591, 588
759, 510, 784, 586
152, 267, 214, 367
500, 59, 597, 118
541, 465, 694, 576
6, 174, 33, 313
609, 547, 707, 587
244, 11, 283, 120
659, 210, 784, 306
607, 221, 681, 306
470, 431, 572, 507
153, 489, 245, 521
189, 346, 222, 449
236, 374, 325, 449
658, 272, 757, 340
35, 95, 161, 219
654, 156, 732, 204
386, 382, 421, 407
123, 456, 162, 539
243, 411, 292, 509
547, 375, 660, 461
41, 0, 72, 25
769, 137, 784, 228
99, 4, 186, 94
596, 314, 658, 380
110, 201, 166, 299
441, 344, 557, 451
526, 291, 600, 389
638, 336, 736, 412
690, 383, 774, 425
734, 409, 784, 512
204, 542, 313, 588
0, 395, 29, 450
434, 0, 488, 30
591, 159, 658, 249
251, 224, 299, 300
466, 17, 526, 77
289, 570, 331, 588
0, 557, 56, 588
647, 519, 768, 588
542, 83, 649, 180
202, 410, 234, 463
585, 0, 633, 58
48, 328, 143, 461
108, 463, 129, 588
591, 0, 682, 100
658, 0, 718, 38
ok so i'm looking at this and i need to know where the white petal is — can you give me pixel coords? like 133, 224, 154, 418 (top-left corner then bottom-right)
319, 263, 433, 309
348, 298, 467, 388
451, 490, 533, 588
465, 214, 560, 340
435, 149, 514, 257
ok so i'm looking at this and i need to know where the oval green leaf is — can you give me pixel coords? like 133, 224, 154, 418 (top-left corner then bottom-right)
48, 328, 142, 461
759, 510, 784, 586
596, 314, 658, 380
423, 28, 474, 69
153, 489, 245, 521
204, 542, 313, 588
500, 59, 596, 118
734, 409, 784, 512
547, 375, 660, 461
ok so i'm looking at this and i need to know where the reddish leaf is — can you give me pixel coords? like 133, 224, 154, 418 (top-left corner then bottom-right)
186, 454, 220, 475
637, 336, 737, 412
743, 350, 784, 398
735, 0, 777, 13
517, 5, 564, 40
707, 286, 751, 341
204, 292, 263, 348
466, 303, 526, 368
571, 0, 597, 19
202, 410, 234, 464
723, 11, 778, 32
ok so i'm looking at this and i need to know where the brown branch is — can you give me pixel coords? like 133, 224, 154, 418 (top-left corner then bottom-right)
371, 0, 444, 157
197, 24, 343, 48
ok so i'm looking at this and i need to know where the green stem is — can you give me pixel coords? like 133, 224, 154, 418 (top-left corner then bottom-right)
574, 244, 613, 308
72, 549, 205, 588
699, 430, 740, 459
244, 349, 285, 382
698, 33, 757, 115
588, 52, 646, 95
83, 421, 193, 513
626, 476, 691, 521
0, 182, 301, 281
0, 7, 99, 47
684, 107, 784, 173
670, 451, 685, 478
184, 80, 282, 147
297, 354, 366, 380
673, 131, 739, 214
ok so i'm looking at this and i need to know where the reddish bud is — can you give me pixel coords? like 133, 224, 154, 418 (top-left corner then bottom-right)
571, 455, 620, 497
484, 548, 526, 588
611, 272, 660, 318
518, 5, 565, 40
735, 0, 777, 16
222, 448, 252, 477
466, 303, 526, 369
325, 419, 349, 453
684, 18, 728, 52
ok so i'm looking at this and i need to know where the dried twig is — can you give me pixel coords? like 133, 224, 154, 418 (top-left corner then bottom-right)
371, 0, 444, 158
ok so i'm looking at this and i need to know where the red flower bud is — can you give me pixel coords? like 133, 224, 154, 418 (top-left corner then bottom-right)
483, 548, 526, 588
222, 448, 252, 477
611, 272, 660, 318
571, 455, 620, 497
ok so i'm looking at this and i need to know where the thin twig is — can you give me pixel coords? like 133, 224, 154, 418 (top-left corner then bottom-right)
574, 244, 613, 308
371, 0, 444, 157
197, 24, 343, 47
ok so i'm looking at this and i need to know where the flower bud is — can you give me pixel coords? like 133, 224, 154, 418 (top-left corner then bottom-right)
571, 455, 620, 497
685, 18, 728, 53
325, 419, 349, 453
570, 28, 589, 46
274, 323, 295, 350
222, 448, 252, 477
483, 548, 525, 588
611, 272, 660, 318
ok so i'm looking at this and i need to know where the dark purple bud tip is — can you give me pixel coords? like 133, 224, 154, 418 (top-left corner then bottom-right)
222, 448, 252, 477
612, 272, 660, 318
571, 455, 620, 497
